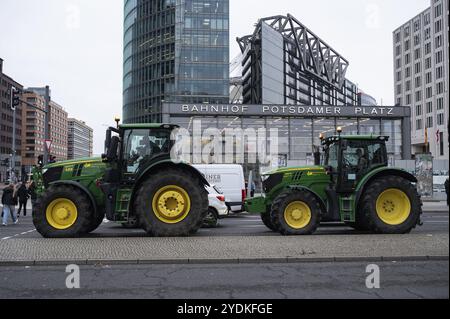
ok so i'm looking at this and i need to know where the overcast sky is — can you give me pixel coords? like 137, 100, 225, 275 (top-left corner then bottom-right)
0, 0, 429, 154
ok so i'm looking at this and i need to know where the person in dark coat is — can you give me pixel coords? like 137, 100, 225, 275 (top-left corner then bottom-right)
445, 178, 449, 207
28, 181, 37, 208
2, 184, 18, 226
17, 182, 29, 217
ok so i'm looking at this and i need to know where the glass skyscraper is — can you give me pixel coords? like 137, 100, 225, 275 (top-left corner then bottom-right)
123, 0, 230, 124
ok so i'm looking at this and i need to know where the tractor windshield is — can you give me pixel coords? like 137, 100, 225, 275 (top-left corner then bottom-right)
324, 143, 339, 170
124, 129, 171, 174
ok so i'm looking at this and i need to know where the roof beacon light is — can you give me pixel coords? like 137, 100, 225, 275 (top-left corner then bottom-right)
337, 127, 343, 136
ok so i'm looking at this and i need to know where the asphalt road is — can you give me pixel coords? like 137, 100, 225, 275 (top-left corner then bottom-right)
0, 261, 447, 299
1, 210, 448, 240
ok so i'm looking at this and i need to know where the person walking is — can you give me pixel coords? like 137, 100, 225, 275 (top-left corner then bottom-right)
2, 184, 18, 226
17, 182, 29, 217
28, 181, 37, 210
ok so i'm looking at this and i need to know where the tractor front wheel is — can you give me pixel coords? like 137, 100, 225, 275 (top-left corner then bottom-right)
360, 176, 422, 234
261, 210, 277, 232
271, 190, 321, 236
33, 185, 94, 238
135, 168, 208, 237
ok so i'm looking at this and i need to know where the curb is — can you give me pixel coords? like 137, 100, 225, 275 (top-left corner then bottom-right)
0, 255, 448, 267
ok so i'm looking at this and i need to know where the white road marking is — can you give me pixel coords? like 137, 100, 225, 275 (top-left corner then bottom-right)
1, 229, 36, 241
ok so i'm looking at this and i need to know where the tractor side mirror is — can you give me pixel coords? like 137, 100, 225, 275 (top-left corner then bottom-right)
106, 136, 120, 161
105, 129, 112, 152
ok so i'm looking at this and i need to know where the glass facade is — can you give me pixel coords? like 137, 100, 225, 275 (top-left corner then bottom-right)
168, 114, 407, 184
123, 0, 229, 124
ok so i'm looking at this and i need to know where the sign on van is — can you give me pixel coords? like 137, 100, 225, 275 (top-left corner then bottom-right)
205, 174, 221, 184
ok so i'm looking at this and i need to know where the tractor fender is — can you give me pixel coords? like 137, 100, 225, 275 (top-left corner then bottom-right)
130, 160, 210, 209
49, 180, 98, 215
355, 168, 418, 207
287, 185, 328, 215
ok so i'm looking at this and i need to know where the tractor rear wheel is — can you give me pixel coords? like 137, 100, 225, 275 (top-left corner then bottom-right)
271, 190, 321, 236
33, 185, 94, 238
360, 176, 422, 234
261, 210, 277, 231
134, 168, 208, 237
86, 211, 105, 234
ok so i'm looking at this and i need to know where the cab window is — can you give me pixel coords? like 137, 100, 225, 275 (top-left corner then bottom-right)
123, 129, 171, 174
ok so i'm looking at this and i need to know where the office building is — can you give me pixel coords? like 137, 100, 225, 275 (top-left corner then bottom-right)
237, 14, 359, 107
68, 118, 93, 159
21, 91, 47, 172
393, 0, 449, 160
123, 0, 230, 124
0, 58, 23, 182
25, 88, 69, 163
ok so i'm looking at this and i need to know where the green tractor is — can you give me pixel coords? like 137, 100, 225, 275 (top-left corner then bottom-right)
32, 123, 209, 238
245, 134, 422, 235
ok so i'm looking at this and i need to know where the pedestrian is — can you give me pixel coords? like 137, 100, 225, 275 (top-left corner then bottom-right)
445, 178, 449, 207
250, 180, 256, 198
28, 181, 37, 210
17, 182, 29, 217
2, 184, 18, 226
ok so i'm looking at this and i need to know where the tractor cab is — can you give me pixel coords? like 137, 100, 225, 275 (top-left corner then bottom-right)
103, 123, 179, 183
322, 134, 389, 194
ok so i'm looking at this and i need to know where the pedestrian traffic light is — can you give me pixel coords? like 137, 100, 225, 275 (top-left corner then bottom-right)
11, 87, 21, 110
37, 155, 44, 167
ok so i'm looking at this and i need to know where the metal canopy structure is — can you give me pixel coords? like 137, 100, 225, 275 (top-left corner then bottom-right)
238, 14, 349, 89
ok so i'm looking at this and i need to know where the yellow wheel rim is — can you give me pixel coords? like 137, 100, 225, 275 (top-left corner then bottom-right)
46, 198, 78, 230
152, 185, 191, 224
284, 201, 312, 229
376, 189, 411, 225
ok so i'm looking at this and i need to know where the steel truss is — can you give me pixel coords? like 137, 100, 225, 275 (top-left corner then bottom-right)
237, 14, 349, 89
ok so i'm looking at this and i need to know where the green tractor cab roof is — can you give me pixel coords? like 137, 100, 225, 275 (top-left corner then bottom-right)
118, 123, 180, 130
322, 135, 390, 146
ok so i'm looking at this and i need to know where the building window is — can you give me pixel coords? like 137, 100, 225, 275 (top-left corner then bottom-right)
436, 82, 444, 94
437, 113, 444, 126
437, 97, 444, 110
416, 119, 423, 130
416, 104, 422, 116
426, 116, 433, 128
426, 87, 433, 99
426, 101, 433, 113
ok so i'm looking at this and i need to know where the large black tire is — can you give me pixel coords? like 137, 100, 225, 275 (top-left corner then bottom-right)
271, 190, 321, 236
86, 211, 105, 234
261, 210, 277, 231
360, 176, 422, 234
134, 168, 208, 237
33, 185, 94, 238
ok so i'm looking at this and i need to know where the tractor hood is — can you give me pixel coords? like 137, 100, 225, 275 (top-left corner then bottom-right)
44, 157, 103, 169
262, 166, 326, 176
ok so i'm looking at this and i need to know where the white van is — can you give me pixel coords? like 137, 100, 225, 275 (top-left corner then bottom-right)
194, 164, 246, 212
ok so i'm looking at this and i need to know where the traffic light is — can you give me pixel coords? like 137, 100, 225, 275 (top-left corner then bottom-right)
37, 155, 44, 167
10, 87, 21, 110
